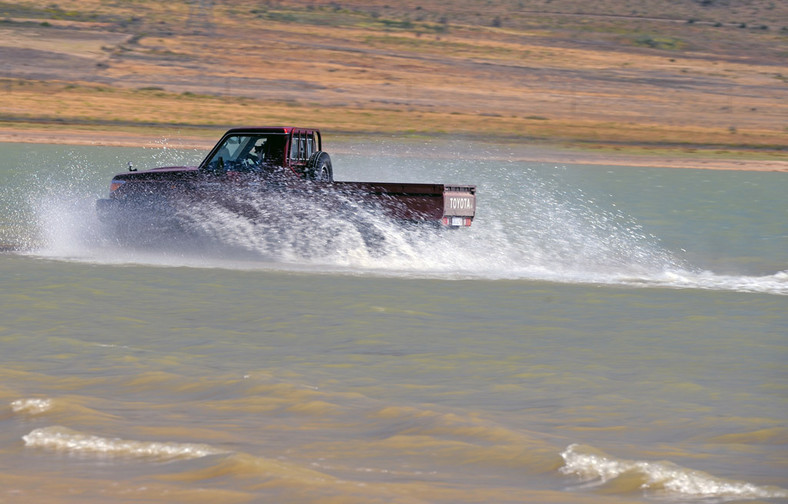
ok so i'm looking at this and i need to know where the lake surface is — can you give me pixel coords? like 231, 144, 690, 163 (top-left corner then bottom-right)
0, 140, 786, 503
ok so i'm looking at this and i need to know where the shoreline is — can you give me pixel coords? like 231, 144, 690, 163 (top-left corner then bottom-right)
1, 127, 785, 173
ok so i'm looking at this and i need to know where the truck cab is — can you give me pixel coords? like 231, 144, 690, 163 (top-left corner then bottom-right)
202, 127, 332, 181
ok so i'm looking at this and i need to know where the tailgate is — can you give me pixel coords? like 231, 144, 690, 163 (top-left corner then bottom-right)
442, 185, 476, 227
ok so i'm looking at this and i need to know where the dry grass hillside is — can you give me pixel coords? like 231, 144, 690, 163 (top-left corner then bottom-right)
0, 0, 786, 162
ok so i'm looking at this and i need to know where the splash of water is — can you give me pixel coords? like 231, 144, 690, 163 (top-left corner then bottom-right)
560, 443, 788, 502
23, 426, 226, 460
11, 398, 54, 415
5, 146, 786, 295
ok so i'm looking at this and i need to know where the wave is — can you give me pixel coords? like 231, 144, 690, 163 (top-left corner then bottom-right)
560, 443, 788, 502
615, 269, 788, 296
22, 190, 785, 296
18, 424, 788, 501
11, 398, 54, 415
23, 426, 227, 460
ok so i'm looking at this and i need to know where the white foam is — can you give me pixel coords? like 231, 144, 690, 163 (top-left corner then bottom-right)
11, 398, 53, 415
23, 426, 227, 460
560, 443, 788, 502
14, 154, 787, 296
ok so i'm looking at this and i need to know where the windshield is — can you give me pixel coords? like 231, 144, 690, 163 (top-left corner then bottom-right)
203, 133, 287, 173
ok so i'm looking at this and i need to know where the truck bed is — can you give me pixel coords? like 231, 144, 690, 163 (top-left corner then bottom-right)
329, 181, 476, 225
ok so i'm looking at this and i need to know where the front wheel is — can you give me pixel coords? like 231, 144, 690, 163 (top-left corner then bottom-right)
306, 151, 333, 182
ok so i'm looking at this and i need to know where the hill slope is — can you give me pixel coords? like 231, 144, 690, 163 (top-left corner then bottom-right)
0, 0, 785, 161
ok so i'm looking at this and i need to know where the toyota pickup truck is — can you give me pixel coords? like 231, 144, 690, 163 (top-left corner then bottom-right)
96, 127, 476, 237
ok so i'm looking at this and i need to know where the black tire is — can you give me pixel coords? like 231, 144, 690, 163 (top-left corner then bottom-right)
306, 151, 333, 182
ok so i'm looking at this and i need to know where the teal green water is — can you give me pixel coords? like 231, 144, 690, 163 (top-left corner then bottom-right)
0, 142, 786, 503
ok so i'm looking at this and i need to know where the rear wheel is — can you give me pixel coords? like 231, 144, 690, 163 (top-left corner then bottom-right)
306, 151, 333, 182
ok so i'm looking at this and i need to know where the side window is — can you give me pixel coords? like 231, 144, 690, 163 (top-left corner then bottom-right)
290, 133, 299, 161
306, 133, 314, 158
289, 131, 315, 163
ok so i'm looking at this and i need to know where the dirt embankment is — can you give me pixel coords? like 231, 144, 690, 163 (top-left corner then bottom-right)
0, 0, 785, 171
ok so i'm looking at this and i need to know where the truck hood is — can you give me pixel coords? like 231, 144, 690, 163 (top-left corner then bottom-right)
111, 166, 199, 181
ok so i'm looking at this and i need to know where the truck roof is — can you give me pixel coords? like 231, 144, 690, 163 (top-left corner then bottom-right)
223, 126, 319, 134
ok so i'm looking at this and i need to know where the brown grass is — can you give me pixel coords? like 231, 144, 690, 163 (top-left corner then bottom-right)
0, 0, 785, 164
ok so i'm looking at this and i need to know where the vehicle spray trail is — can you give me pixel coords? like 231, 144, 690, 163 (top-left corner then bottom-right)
3, 143, 785, 295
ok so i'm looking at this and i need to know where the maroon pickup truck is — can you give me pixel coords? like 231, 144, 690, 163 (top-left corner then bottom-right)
96, 127, 476, 236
